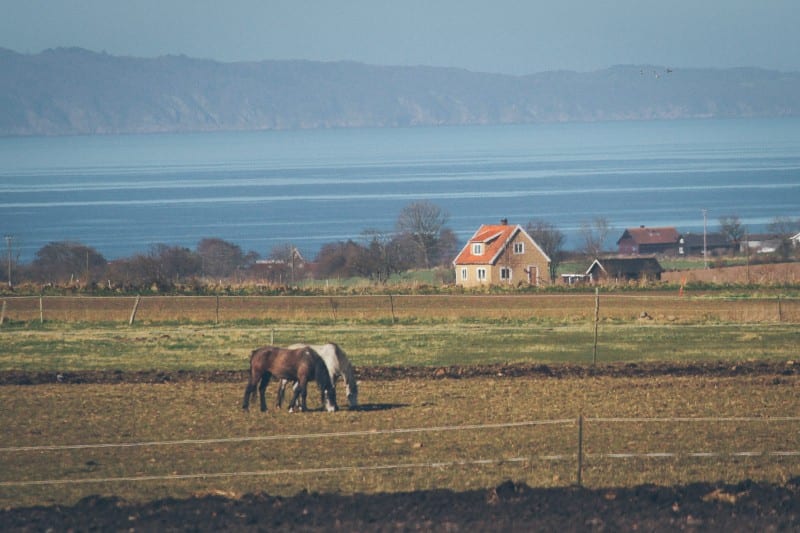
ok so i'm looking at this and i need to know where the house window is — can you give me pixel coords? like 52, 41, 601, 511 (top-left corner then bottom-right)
500, 267, 511, 281
472, 243, 483, 255
477, 268, 487, 281
513, 242, 524, 254
460, 268, 468, 281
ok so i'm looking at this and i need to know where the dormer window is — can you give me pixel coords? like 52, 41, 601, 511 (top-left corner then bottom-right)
472, 243, 483, 255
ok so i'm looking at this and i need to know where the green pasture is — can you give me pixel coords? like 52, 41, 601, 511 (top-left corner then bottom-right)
0, 320, 797, 371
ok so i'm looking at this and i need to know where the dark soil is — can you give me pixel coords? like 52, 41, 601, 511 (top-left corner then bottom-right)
3, 362, 799, 531
1, 359, 798, 386
2, 478, 799, 531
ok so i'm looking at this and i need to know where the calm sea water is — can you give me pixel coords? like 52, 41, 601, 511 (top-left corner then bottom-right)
2, 119, 799, 263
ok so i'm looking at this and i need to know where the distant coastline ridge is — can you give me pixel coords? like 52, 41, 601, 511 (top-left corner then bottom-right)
2, 47, 800, 136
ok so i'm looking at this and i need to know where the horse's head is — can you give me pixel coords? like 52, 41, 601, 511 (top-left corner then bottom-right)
323, 386, 338, 412
345, 380, 358, 408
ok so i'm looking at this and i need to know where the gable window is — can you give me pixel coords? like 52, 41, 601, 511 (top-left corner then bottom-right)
513, 242, 524, 254
477, 268, 487, 281
460, 268, 468, 281
500, 267, 511, 281
472, 243, 483, 255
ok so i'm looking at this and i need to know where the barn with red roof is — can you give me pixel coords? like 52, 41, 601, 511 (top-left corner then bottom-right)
452, 219, 551, 287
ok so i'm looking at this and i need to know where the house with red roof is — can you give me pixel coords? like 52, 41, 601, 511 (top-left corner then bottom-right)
452, 219, 551, 287
617, 226, 680, 255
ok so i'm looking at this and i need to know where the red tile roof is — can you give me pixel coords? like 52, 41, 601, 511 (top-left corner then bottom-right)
453, 224, 519, 265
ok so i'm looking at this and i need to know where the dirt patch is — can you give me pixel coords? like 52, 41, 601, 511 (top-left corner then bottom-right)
2, 478, 798, 531
2, 360, 797, 386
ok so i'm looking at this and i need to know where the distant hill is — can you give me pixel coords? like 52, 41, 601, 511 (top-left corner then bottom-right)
2, 47, 800, 136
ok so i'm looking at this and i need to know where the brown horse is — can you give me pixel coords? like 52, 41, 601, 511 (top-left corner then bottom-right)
242, 345, 337, 413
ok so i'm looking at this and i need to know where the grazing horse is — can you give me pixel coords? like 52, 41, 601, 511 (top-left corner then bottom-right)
278, 343, 359, 409
242, 345, 337, 413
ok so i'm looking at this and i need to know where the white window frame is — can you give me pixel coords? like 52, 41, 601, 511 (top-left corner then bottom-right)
472, 243, 483, 255
477, 268, 487, 281
513, 242, 524, 254
500, 267, 511, 281
460, 267, 468, 281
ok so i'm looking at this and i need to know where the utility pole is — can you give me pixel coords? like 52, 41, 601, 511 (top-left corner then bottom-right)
702, 209, 708, 269
4, 235, 12, 288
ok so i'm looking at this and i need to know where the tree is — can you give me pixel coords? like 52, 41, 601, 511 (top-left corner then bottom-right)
719, 215, 746, 253
579, 217, 611, 258
313, 241, 366, 279
767, 216, 800, 260
526, 220, 565, 282
30, 241, 106, 284
196, 238, 247, 278
395, 201, 450, 268
149, 244, 201, 283
360, 229, 394, 282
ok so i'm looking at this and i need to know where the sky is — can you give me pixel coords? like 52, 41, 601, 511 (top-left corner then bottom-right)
1, 0, 799, 75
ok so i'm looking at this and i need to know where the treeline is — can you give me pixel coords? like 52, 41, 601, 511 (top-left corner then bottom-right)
2, 202, 463, 292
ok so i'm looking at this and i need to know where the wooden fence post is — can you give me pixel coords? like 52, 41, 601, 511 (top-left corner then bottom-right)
389, 294, 396, 324
129, 295, 141, 326
593, 288, 600, 365
215, 295, 220, 324
0, 300, 6, 326
39, 296, 43, 323
329, 297, 338, 322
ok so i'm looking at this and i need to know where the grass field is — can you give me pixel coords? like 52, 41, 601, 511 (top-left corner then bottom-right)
1, 292, 799, 509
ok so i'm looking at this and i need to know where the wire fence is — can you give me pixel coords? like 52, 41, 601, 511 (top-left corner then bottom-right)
2, 416, 798, 489
2, 293, 799, 325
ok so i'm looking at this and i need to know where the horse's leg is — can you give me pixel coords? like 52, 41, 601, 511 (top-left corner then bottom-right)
276, 379, 286, 408
288, 381, 305, 412
242, 370, 260, 411
258, 372, 271, 412
242, 380, 255, 411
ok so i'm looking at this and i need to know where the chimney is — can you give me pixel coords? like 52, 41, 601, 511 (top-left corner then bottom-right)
500, 218, 508, 225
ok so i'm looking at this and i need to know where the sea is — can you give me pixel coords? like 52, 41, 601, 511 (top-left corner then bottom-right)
1, 118, 799, 264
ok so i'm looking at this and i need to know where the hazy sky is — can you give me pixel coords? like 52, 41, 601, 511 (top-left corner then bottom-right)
2, 0, 798, 74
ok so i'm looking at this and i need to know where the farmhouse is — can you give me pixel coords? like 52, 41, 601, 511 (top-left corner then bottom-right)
453, 219, 551, 287
617, 226, 680, 255
678, 232, 734, 256
586, 256, 664, 283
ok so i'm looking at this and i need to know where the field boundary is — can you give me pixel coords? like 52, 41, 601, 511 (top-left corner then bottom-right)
1, 293, 799, 324
2, 416, 798, 489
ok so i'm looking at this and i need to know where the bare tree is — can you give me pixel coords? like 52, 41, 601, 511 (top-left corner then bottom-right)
719, 215, 746, 253
767, 216, 800, 260
526, 220, 565, 281
395, 201, 450, 268
579, 217, 611, 258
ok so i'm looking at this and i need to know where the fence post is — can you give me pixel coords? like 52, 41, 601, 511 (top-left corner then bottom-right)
389, 294, 396, 324
0, 300, 6, 326
593, 288, 600, 365
39, 296, 43, 323
215, 295, 220, 324
129, 295, 141, 326
577, 414, 584, 487
329, 297, 338, 322
777, 295, 783, 322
